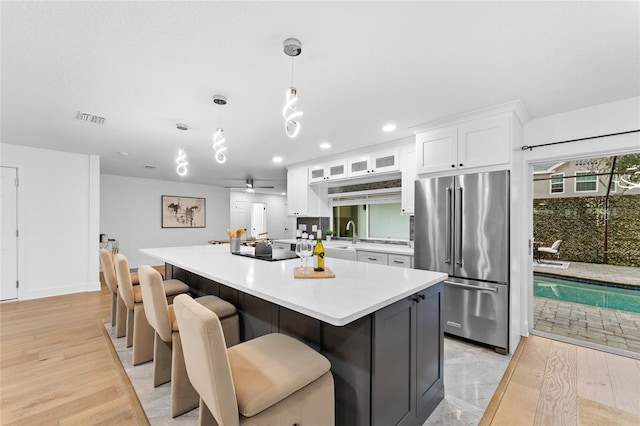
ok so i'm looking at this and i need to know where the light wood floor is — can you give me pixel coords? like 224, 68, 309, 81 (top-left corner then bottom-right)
0, 282, 148, 425
3, 283, 640, 425
481, 335, 640, 425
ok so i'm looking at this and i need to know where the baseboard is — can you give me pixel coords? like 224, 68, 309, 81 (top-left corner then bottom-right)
20, 280, 101, 300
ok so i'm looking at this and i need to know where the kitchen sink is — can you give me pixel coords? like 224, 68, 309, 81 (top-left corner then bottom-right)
325, 245, 357, 261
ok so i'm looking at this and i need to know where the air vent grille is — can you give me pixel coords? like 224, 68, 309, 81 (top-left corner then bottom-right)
77, 111, 107, 125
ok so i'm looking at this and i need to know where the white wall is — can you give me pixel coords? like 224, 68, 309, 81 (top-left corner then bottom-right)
511, 96, 640, 352
229, 191, 288, 240
0, 144, 100, 300
101, 174, 230, 268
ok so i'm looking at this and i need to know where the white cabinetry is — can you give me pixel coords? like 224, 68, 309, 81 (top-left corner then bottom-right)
356, 250, 412, 268
416, 115, 510, 175
309, 159, 348, 183
347, 149, 400, 178
287, 167, 330, 217
400, 144, 416, 215
388, 254, 412, 268
357, 251, 388, 265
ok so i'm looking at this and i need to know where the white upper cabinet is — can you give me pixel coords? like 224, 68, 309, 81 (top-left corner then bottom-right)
347, 154, 372, 177
348, 149, 400, 178
413, 101, 528, 177
416, 115, 510, 175
415, 127, 458, 174
400, 144, 416, 215
372, 149, 400, 174
456, 115, 510, 170
309, 159, 348, 183
287, 167, 331, 217
287, 167, 309, 216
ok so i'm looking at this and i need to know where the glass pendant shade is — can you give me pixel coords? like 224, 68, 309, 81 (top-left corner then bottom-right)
213, 128, 227, 163
283, 87, 302, 138
176, 149, 188, 176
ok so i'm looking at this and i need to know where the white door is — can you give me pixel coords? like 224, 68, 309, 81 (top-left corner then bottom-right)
251, 202, 267, 239
231, 200, 249, 235
1, 166, 18, 300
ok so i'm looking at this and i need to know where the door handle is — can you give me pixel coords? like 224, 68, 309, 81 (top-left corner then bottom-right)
445, 280, 498, 292
455, 187, 463, 266
445, 187, 452, 264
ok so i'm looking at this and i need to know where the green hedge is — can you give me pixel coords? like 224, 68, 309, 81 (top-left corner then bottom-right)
533, 195, 640, 267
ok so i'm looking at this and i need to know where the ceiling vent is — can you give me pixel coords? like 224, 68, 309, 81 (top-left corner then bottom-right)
76, 111, 107, 125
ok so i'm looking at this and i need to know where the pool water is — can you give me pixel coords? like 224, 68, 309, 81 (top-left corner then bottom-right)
534, 274, 640, 314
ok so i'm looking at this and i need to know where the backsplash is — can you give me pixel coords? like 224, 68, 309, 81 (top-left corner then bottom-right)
296, 217, 330, 237
298, 215, 414, 241
328, 179, 401, 194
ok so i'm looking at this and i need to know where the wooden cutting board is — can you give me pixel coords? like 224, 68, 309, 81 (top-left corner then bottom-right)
294, 267, 335, 279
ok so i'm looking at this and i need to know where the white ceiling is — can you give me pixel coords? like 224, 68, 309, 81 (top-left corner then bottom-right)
2, 1, 639, 194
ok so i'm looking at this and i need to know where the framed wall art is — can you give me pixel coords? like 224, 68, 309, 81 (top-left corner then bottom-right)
161, 195, 206, 228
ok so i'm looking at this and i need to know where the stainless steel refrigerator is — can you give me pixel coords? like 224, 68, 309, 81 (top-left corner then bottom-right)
414, 170, 509, 353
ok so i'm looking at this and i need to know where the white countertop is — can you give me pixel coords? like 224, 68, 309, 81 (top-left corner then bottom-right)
141, 244, 445, 327
274, 239, 415, 255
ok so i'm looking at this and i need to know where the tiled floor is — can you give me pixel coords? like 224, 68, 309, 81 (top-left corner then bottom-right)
423, 338, 511, 426
105, 323, 511, 425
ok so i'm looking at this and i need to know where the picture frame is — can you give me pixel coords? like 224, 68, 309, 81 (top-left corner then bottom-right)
161, 195, 206, 228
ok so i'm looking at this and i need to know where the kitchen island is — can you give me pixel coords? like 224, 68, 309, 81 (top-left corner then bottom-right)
141, 244, 447, 426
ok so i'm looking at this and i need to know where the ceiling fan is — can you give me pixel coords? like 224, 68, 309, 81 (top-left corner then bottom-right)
224, 178, 274, 191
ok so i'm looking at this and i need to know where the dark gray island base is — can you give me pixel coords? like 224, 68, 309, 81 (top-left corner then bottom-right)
167, 264, 445, 426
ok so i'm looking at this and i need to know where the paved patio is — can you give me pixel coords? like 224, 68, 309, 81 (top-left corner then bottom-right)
532, 260, 640, 354
533, 260, 640, 287
534, 297, 640, 353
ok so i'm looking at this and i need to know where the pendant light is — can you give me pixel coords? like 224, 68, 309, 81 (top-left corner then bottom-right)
212, 95, 228, 164
283, 38, 303, 138
175, 123, 189, 176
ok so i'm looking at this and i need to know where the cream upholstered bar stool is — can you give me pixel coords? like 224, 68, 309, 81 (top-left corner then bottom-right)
99, 248, 139, 336
138, 265, 240, 417
114, 253, 189, 365
173, 294, 335, 426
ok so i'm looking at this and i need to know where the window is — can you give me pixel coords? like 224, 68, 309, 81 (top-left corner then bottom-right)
550, 173, 564, 194
332, 203, 410, 241
575, 171, 598, 192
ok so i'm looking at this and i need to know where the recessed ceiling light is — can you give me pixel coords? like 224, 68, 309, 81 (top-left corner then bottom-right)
320, 142, 331, 149
118, 151, 129, 156
281, 192, 286, 196
382, 123, 397, 132
272, 156, 283, 163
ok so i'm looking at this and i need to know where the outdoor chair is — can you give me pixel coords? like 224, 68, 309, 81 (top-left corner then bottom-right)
537, 239, 563, 261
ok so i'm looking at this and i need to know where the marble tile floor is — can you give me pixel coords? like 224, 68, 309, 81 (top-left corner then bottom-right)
105, 322, 511, 425
423, 338, 511, 426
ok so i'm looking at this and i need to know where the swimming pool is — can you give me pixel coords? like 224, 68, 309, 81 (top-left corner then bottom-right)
533, 274, 640, 314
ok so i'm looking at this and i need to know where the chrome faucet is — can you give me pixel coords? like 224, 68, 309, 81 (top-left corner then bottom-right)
346, 220, 359, 245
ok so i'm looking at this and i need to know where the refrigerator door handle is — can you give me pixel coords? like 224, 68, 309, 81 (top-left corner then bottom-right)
445, 280, 498, 292
455, 187, 463, 266
445, 187, 452, 264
